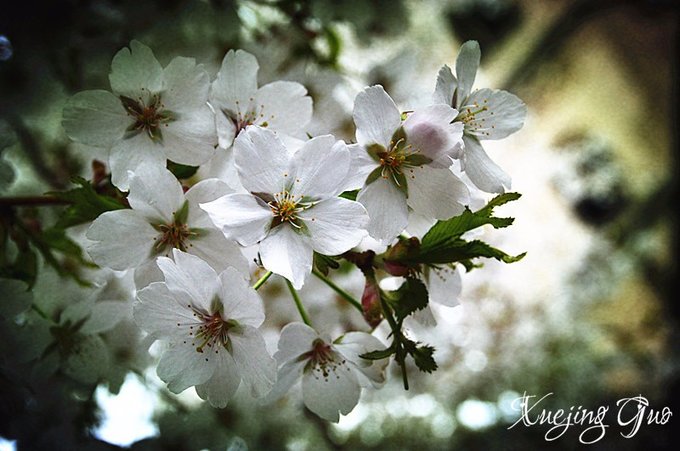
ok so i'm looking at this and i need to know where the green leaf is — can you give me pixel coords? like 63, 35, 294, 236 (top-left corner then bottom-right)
167, 160, 198, 179
387, 277, 429, 323
360, 346, 395, 361
416, 238, 526, 265
313, 252, 340, 276
421, 192, 521, 251
339, 190, 358, 201
49, 177, 126, 229
411, 344, 438, 373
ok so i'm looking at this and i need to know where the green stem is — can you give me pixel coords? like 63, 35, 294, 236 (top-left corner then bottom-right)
252, 270, 273, 291
311, 268, 362, 313
285, 279, 312, 327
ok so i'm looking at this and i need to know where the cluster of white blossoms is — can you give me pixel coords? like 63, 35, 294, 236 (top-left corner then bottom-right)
61, 39, 526, 421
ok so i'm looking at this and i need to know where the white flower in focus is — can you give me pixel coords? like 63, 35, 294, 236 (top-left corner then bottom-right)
62, 41, 216, 190
134, 250, 276, 408
434, 40, 527, 193
347, 85, 470, 243
200, 50, 313, 185
266, 322, 388, 422
86, 165, 248, 287
200, 127, 369, 289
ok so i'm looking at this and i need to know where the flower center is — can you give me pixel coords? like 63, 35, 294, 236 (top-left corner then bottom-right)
456, 99, 493, 137
120, 92, 175, 142
155, 222, 194, 253
304, 338, 347, 380
269, 191, 310, 230
229, 98, 274, 134
183, 305, 238, 356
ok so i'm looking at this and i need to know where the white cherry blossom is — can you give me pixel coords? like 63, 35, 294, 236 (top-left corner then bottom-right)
265, 322, 388, 422
134, 249, 276, 408
346, 85, 470, 243
86, 164, 248, 287
62, 40, 216, 190
434, 40, 527, 193
200, 126, 369, 289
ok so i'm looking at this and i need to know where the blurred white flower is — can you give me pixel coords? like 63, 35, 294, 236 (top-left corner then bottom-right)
62, 40, 216, 190
266, 322, 388, 422
134, 250, 276, 408
347, 85, 470, 243
86, 165, 248, 287
201, 126, 368, 289
434, 40, 527, 193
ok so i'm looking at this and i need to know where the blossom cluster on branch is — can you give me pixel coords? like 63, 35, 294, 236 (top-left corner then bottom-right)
3, 40, 526, 422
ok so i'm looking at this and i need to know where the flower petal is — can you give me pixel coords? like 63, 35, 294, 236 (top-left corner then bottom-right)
215, 109, 237, 149
464, 88, 527, 140
217, 267, 264, 327
200, 193, 272, 246
195, 350, 242, 408
298, 197, 368, 255
274, 322, 318, 362
289, 136, 349, 200
406, 166, 469, 220
134, 282, 198, 338
184, 178, 234, 227
229, 325, 277, 398
403, 104, 462, 165
190, 229, 249, 275
462, 135, 511, 193
357, 177, 408, 243
127, 165, 183, 223
210, 49, 259, 116
263, 358, 306, 403
353, 85, 401, 148
156, 250, 219, 309
109, 40, 163, 97
108, 132, 167, 191
157, 341, 216, 393
162, 56, 210, 111
86, 210, 157, 270
433, 65, 457, 106
343, 143, 379, 191
455, 40, 480, 108
62, 90, 129, 147
259, 225, 313, 289
233, 126, 291, 195
302, 358, 360, 422
254, 81, 313, 135
162, 104, 217, 166
335, 332, 388, 387
425, 265, 462, 307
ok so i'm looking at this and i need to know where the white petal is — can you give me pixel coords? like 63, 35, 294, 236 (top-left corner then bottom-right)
217, 267, 265, 327
109, 40, 163, 97
162, 56, 210, 111
127, 165, 183, 223
462, 135, 511, 193
302, 358, 360, 422
134, 259, 163, 289
81, 301, 129, 334
196, 146, 243, 191
233, 126, 290, 195
263, 358, 306, 403
158, 341, 216, 393
189, 229, 249, 275
109, 132, 167, 191
403, 104, 462, 165
357, 177, 408, 243
409, 305, 437, 327
353, 85, 401, 148
259, 225, 313, 289
184, 178, 234, 226
342, 143, 379, 191
274, 322, 318, 363
162, 104, 217, 166
406, 166, 469, 220
229, 325, 277, 398
156, 250, 219, 309
289, 136, 349, 199
62, 90, 129, 147
195, 351, 241, 408
86, 210, 157, 270
200, 193, 272, 246
134, 282, 197, 337
455, 40, 480, 108
464, 88, 527, 140
210, 49, 259, 117
215, 109, 237, 149
335, 332, 388, 387
254, 81, 313, 135
433, 65, 457, 106
425, 265, 462, 307
298, 197, 368, 255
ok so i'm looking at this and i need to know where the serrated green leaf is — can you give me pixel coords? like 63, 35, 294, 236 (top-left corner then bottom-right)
416, 238, 525, 265
388, 277, 429, 323
49, 177, 126, 229
421, 192, 521, 252
411, 344, 438, 373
